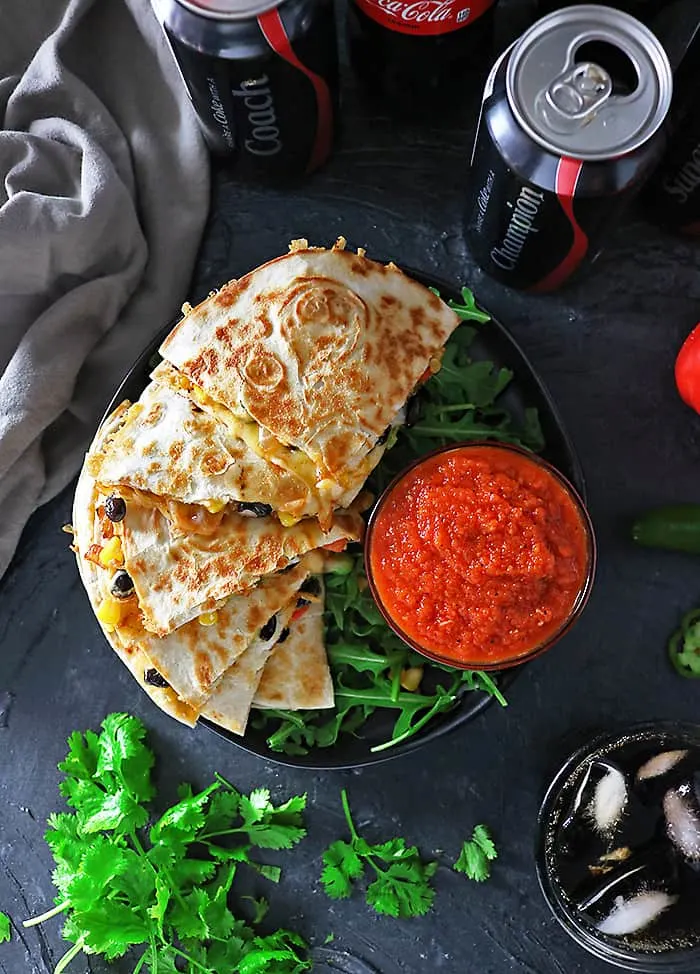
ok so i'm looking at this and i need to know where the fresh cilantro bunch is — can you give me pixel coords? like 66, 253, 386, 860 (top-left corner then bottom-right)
24, 714, 310, 974
0, 912, 10, 944
253, 288, 538, 756
453, 825, 499, 882
321, 789, 437, 918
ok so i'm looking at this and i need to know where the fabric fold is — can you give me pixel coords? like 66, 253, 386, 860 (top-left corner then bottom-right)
0, 0, 210, 578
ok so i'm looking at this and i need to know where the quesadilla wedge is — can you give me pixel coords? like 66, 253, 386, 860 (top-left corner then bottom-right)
159, 238, 459, 520
134, 562, 310, 710
114, 494, 363, 637
199, 598, 298, 736
85, 378, 322, 530
72, 464, 197, 727
253, 579, 333, 711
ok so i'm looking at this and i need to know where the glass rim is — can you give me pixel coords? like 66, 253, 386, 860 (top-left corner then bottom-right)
535, 720, 700, 971
364, 440, 597, 672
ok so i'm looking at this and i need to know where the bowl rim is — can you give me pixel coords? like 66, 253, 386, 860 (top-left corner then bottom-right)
535, 720, 700, 971
364, 440, 597, 672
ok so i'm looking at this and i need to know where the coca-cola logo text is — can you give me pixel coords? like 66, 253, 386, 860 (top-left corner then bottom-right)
355, 0, 493, 35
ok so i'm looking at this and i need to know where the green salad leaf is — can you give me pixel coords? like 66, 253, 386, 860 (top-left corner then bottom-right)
25, 714, 310, 974
321, 789, 437, 918
0, 912, 10, 944
253, 288, 539, 755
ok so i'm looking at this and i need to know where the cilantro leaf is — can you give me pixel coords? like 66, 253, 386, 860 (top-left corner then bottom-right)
366, 860, 436, 918
320, 790, 436, 919
26, 715, 310, 974
0, 912, 10, 943
321, 840, 364, 899
453, 824, 498, 882
237, 789, 307, 850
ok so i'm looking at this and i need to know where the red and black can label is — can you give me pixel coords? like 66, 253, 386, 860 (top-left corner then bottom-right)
354, 0, 495, 35
464, 48, 666, 291
159, 0, 338, 181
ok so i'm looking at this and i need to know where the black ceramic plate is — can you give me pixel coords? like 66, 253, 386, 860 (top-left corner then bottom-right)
104, 270, 585, 770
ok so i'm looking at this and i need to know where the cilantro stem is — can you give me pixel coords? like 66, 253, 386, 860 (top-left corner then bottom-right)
23, 900, 69, 927
340, 788, 360, 844
132, 952, 148, 974
54, 935, 85, 974
168, 944, 213, 972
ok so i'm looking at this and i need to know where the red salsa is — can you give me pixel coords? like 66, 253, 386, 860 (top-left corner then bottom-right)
367, 445, 591, 667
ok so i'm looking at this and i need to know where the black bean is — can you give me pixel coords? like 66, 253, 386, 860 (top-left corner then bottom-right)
405, 395, 422, 428
144, 669, 169, 688
296, 597, 310, 608
259, 615, 277, 641
237, 502, 273, 518
104, 495, 126, 522
300, 576, 322, 596
277, 627, 290, 644
377, 426, 392, 445
110, 570, 134, 600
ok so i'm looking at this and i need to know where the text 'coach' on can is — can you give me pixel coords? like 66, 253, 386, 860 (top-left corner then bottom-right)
463, 4, 673, 293
151, 0, 339, 182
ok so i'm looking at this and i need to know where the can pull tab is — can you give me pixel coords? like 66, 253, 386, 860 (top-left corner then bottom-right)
541, 63, 613, 133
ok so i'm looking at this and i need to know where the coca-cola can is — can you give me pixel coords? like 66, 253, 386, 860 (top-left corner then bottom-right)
151, 0, 339, 181
463, 5, 673, 292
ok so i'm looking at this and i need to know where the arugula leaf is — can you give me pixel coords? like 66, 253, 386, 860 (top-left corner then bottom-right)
320, 789, 436, 919
453, 824, 499, 882
0, 912, 10, 943
24, 714, 310, 974
254, 290, 541, 756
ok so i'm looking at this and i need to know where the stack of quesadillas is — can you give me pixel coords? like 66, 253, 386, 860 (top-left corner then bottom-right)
72, 238, 460, 735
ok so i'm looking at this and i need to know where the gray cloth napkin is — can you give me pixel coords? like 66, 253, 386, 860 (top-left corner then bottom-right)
0, 0, 210, 578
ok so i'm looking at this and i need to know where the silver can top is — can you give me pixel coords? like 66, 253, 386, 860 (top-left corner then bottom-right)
506, 4, 672, 161
176, 0, 283, 19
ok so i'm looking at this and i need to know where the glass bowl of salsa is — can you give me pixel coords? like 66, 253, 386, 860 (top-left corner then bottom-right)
364, 442, 596, 671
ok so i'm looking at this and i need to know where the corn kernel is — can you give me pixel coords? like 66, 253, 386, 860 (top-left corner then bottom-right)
400, 666, 424, 692
202, 499, 226, 514
198, 611, 218, 626
99, 536, 124, 568
96, 597, 126, 627
278, 512, 299, 527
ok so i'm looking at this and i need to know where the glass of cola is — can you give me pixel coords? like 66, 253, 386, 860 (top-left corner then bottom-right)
537, 722, 700, 971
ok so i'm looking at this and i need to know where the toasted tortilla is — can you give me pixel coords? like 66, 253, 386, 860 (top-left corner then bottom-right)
200, 600, 297, 736
159, 239, 459, 493
253, 582, 333, 711
86, 379, 320, 524
72, 465, 198, 727
119, 497, 363, 637
134, 562, 309, 710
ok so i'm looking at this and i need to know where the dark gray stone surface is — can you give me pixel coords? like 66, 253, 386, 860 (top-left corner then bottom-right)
2, 7, 700, 973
